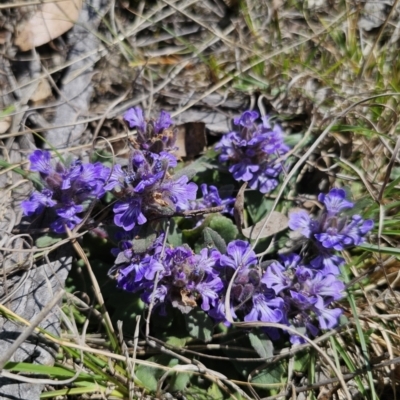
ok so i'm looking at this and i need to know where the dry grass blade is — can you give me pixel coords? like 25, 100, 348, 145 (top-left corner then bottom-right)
0, 290, 64, 371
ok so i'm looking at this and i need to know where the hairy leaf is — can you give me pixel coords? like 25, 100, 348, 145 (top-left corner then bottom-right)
35, 234, 62, 248
248, 332, 274, 359
203, 227, 227, 253
209, 215, 238, 243
184, 309, 213, 342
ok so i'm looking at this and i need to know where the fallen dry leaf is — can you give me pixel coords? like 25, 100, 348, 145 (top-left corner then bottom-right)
30, 78, 52, 104
242, 211, 289, 240
15, 0, 83, 51
0, 116, 11, 134
234, 182, 247, 231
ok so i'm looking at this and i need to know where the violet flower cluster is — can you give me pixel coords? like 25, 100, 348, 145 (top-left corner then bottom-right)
111, 234, 224, 315
21, 106, 374, 346
21, 150, 110, 233
215, 110, 290, 193
207, 239, 345, 344
288, 188, 374, 275
108, 188, 373, 343
124, 107, 175, 153
263, 254, 345, 344
105, 108, 198, 232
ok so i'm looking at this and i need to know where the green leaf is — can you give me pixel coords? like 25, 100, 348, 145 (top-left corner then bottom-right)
184, 309, 214, 342
293, 350, 310, 373
40, 385, 124, 399
131, 230, 157, 254
208, 215, 238, 243
248, 332, 274, 359
136, 364, 158, 392
245, 191, 271, 224
136, 356, 174, 392
168, 219, 183, 247
359, 243, 400, 256
166, 336, 188, 347
251, 361, 287, 394
284, 132, 303, 147
169, 371, 191, 392
203, 227, 227, 253
36, 234, 62, 248
181, 214, 236, 251
4, 362, 101, 380
207, 383, 225, 399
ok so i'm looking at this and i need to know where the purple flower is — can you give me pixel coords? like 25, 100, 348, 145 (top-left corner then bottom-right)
215, 132, 243, 162
262, 261, 291, 295
288, 189, 374, 265
314, 297, 342, 330
200, 184, 222, 207
160, 175, 198, 211
308, 273, 344, 300
289, 290, 318, 310
154, 110, 172, 133
119, 260, 147, 285
219, 240, 257, 270
194, 275, 224, 311
156, 151, 178, 169
142, 284, 168, 305
103, 164, 125, 191
143, 257, 166, 280
191, 184, 235, 218
249, 168, 280, 194
258, 249, 346, 341
134, 171, 164, 193
216, 111, 289, 193
194, 248, 221, 277
288, 210, 313, 238
123, 108, 177, 154
111, 236, 226, 316
29, 150, 52, 174
75, 162, 110, 198
57, 203, 84, 219
315, 229, 346, 251
229, 160, 259, 181
113, 198, 147, 231
340, 215, 375, 247
124, 107, 147, 133
244, 291, 283, 323
21, 189, 56, 216
104, 143, 197, 231
318, 188, 353, 215
309, 253, 343, 275
208, 298, 237, 325
22, 150, 110, 233
233, 110, 259, 127
51, 214, 82, 234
